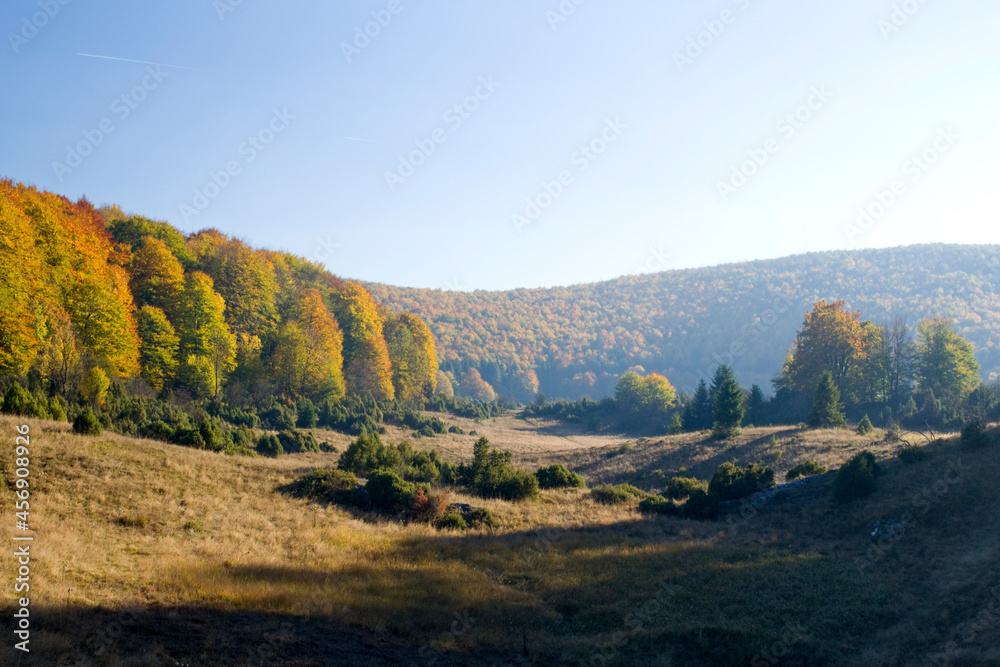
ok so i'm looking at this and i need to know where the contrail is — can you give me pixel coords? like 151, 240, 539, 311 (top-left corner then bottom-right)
76, 52, 215, 72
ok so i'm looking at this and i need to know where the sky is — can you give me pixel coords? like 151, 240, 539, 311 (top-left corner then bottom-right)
2, 0, 999, 291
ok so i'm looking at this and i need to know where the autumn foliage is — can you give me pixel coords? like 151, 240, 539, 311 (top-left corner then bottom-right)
0, 180, 437, 407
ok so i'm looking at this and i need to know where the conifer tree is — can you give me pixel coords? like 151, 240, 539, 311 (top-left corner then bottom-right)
711, 364, 744, 439
807, 370, 847, 428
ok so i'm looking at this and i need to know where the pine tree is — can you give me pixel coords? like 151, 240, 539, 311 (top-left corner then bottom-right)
856, 414, 874, 435
686, 379, 713, 431
711, 364, 744, 439
807, 370, 847, 428
744, 384, 766, 426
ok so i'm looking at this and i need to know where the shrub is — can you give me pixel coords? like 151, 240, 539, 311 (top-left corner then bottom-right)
436, 512, 467, 530
278, 429, 321, 454
663, 476, 707, 500
833, 450, 882, 503
536, 464, 586, 489
182, 521, 204, 533
296, 398, 318, 428
366, 470, 416, 512
470, 437, 539, 501
785, 459, 827, 481
261, 405, 296, 431
856, 414, 874, 435
961, 420, 990, 448
72, 407, 102, 436
638, 495, 680, 515
448, 425, 465, 434
464, 507, 499, 529
683, 488, 718, 520
338, 432, 402, 476
408, 488, 448, 522
619, 441, 635, 454
898, 444, 927, 464
708, 462, 774, 502
1, 384, 40, 417
591, 483, 646, 505
493, 468, 539, 502
48, 396, 68, 422
283, 469, 360, 504
256, 434, 283, 457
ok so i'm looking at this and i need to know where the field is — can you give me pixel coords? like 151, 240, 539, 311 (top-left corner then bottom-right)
1, 413, 998, 666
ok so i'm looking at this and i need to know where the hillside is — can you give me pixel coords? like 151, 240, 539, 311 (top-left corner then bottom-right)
3, 414, 999, 665
367, 244, 1000, 399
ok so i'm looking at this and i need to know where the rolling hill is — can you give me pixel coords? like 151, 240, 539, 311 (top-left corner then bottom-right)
367, 244, 1000, 400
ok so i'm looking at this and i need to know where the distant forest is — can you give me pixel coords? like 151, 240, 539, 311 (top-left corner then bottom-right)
368, 244, 1000, 401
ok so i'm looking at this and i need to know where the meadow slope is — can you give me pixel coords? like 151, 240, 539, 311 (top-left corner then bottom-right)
1, 415, 998, 665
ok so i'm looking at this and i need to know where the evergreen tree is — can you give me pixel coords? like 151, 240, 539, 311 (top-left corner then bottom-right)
744, 384, 766, 425
711, 364, 744, 439
685, 379, 713, 431
807, 370, 847, 428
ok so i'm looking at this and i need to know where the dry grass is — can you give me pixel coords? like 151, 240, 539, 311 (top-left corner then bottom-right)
1, 414, 998, 665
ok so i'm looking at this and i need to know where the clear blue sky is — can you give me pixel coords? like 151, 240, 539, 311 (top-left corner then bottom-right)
3, 0, 999, 290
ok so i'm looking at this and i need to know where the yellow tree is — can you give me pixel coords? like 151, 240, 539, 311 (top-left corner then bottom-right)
137, 305, 179, 390
330, 281, 394, 399
129, 237, 184, 316
384, 312, 438, 400
194, 234, 279, 340
781, 300, 875, 403
174, 272, 236, 398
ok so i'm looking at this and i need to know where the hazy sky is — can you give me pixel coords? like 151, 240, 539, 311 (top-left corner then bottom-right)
3, 0, 999, 290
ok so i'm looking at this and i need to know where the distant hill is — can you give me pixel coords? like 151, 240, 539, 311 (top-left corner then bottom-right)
367, 244, 1000, 400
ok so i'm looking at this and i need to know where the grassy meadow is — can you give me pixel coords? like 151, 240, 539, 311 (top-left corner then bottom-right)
1, 413, 998, 665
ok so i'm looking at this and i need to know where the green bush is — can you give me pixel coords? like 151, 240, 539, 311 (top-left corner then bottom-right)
256, 434, 283, 457
464, 507, 499, 529
284, 468, 359, 504
898, 444, 927, 464
536, 464, 586, 489
638, 495, 680, 515
338, 432, 402, 476
708, 462, 774, 502
436, 512, 467, 530
296, 398, 319, 428
278, 429, 321, 454
1, 384, 40, 417
366, 470, 416, 511
619, 441, 635, 454
683, 488, 718, 520
590, 483, 646, 505
856, 414, 874, 435
470, 437, 539, 501
833, 450, 882, 503
663, 476, 707, 500
785, 459, 828, 481
48, 396, 68, 422
72, 407, 102, 436
960, 420, 990, 448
